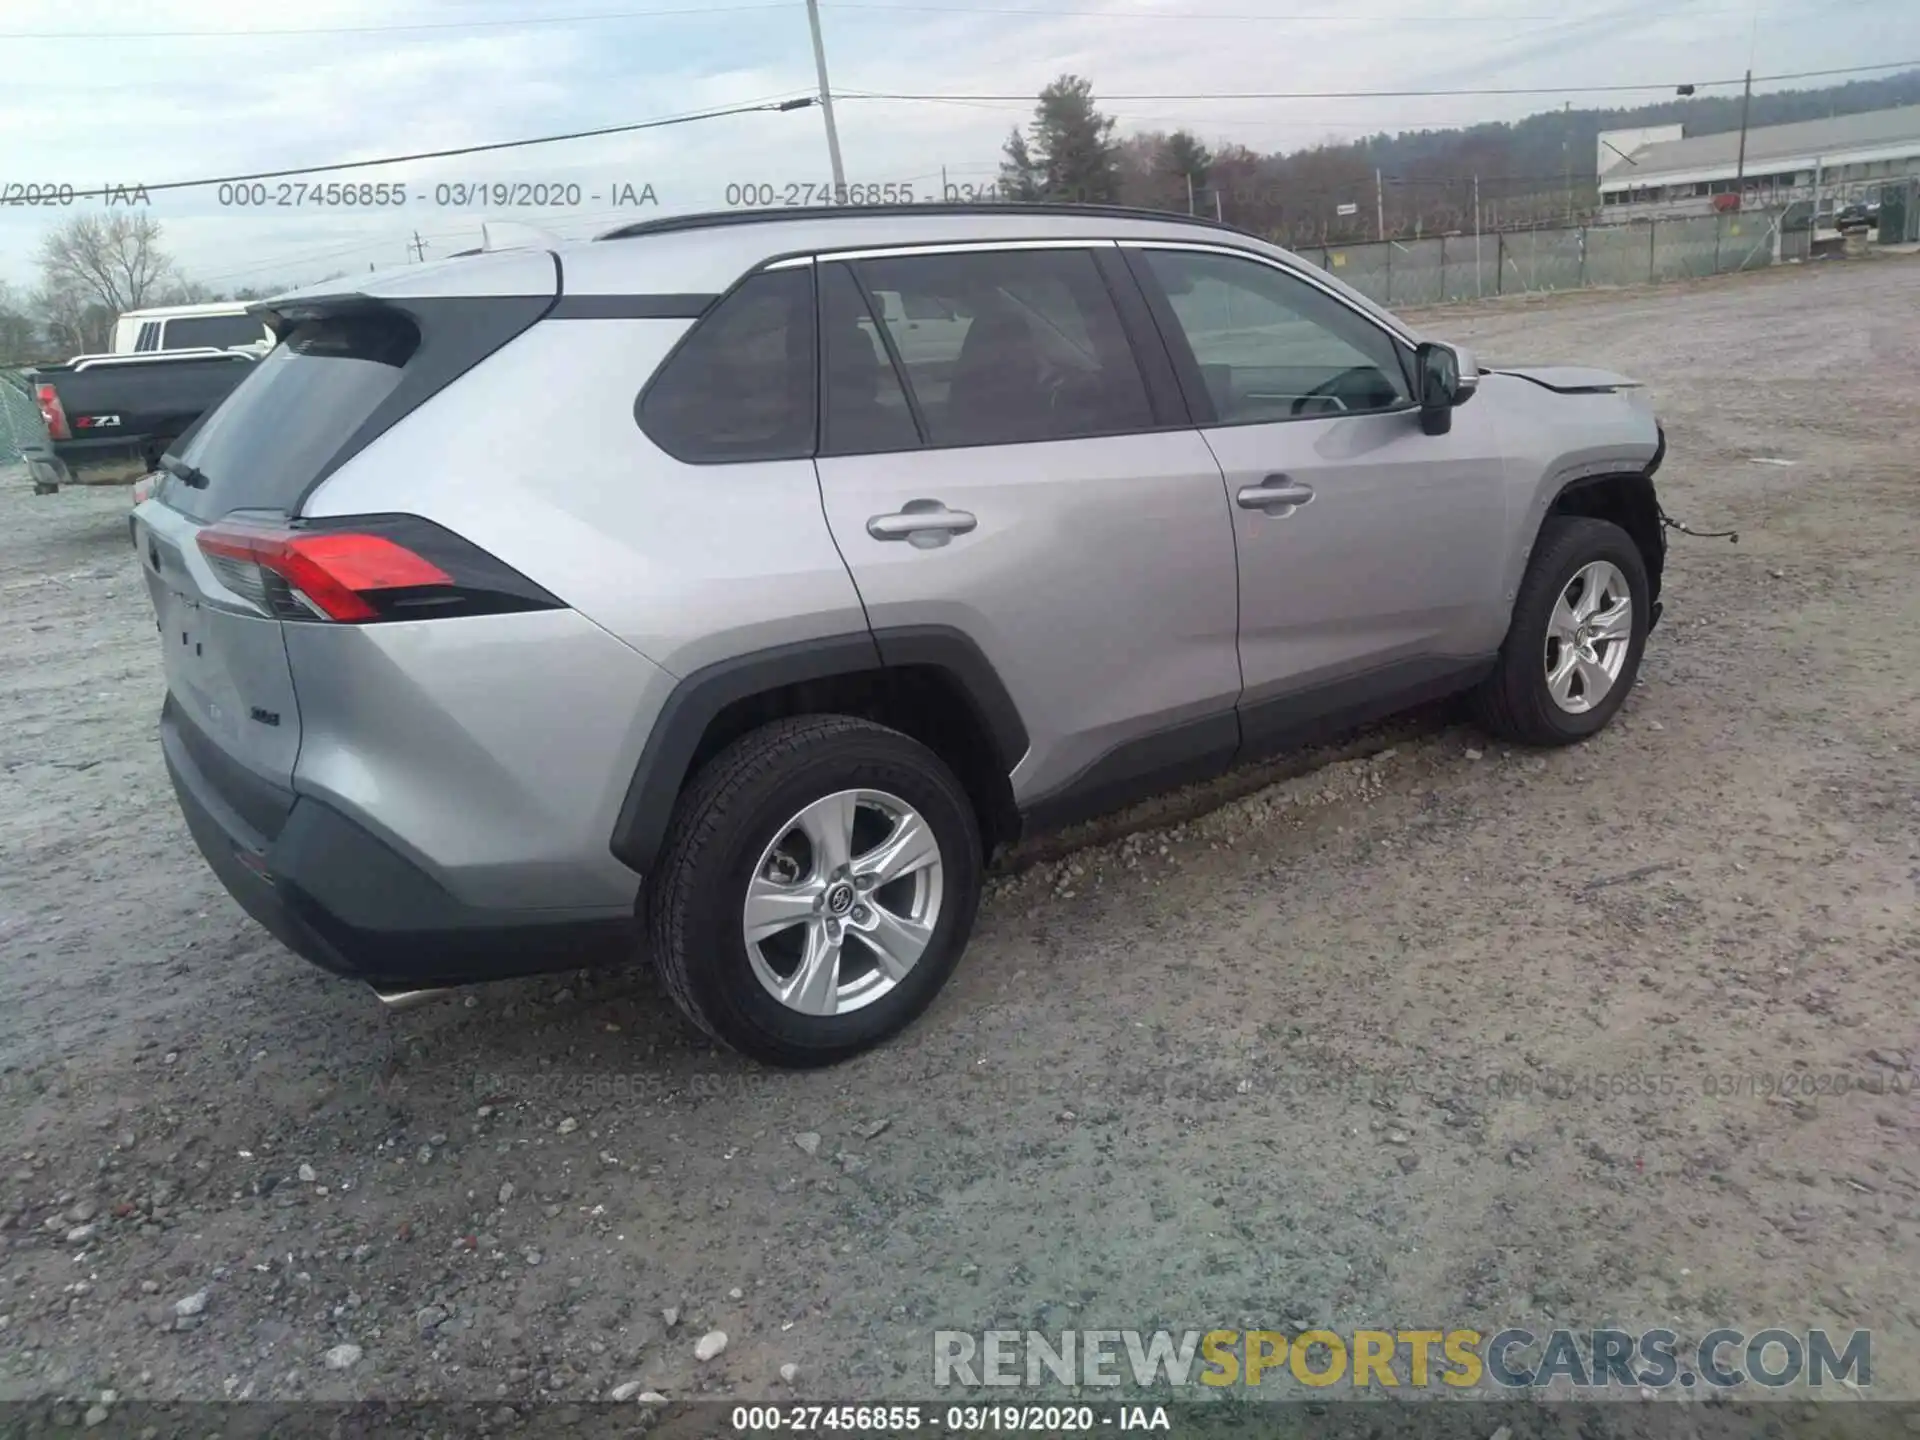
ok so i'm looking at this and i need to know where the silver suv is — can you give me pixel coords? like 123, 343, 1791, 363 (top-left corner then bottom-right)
135, 204, 1667, 1066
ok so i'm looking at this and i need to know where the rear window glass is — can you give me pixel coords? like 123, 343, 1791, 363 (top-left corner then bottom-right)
163, 314, 267, 350
165, 311, 419, 522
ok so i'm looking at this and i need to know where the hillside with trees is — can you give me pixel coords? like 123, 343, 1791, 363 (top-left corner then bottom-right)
1005, 68, 1920, 245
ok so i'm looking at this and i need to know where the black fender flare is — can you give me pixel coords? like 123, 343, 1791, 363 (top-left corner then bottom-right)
609, 625, 1028, 878
1532, 429, 1668, 617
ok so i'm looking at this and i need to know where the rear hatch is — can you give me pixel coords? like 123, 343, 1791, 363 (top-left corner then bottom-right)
134, 256, 557, 834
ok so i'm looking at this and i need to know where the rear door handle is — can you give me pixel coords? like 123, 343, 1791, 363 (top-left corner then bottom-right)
1236, 477, 1314, 512
867, 500, 977, 549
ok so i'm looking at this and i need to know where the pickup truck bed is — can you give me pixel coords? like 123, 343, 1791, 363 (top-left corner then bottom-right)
31, 350, 257, 479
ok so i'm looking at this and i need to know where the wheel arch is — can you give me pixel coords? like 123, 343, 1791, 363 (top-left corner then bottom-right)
1540, 465, 1665, 612
611, 626, 1028, 878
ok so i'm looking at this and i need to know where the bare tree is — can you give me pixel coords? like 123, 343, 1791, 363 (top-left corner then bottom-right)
0, 280, 39, 365
32, 280, 114, 357
36, 213, 178, 323
153, 277, 217, 306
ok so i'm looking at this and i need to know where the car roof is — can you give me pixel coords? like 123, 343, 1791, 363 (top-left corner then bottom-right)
266, 203, 1415, 341
557, 203, 1289, 298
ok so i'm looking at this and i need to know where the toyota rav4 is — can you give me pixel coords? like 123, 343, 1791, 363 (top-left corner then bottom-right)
135, 203, 1668, 1066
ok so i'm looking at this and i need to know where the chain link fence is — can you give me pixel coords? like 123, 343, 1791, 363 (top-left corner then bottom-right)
2, 369, 51, 466
1293, 209, 1807, 309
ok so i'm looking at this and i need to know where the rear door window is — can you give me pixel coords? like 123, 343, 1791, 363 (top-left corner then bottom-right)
820, 263, 920, 456
163, 310, 419, 522
637, 269, 816, 463
849, 248, 1153, 448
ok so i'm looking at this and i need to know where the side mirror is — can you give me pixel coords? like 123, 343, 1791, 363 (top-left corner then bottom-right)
1414, 341, 1477, 435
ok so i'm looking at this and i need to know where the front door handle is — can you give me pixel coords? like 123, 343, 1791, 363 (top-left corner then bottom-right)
1236, 476, 1314, 513
867, 500, 977, 549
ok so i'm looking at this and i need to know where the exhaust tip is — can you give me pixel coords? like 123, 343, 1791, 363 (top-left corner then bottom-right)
369, 985, 454, 1012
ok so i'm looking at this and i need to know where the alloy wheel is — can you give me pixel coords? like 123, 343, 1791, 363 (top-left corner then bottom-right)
1543, 559, 1633, 714
741, 789, 945, 1016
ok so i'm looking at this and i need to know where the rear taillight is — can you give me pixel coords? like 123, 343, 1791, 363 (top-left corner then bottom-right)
36, 385, 69, 441
195, 515, 561, 624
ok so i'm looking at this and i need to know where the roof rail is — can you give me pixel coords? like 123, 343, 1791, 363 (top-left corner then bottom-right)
594, 202, 1264, 243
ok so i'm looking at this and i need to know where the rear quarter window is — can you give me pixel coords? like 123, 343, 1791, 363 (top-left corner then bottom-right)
636, 269, 817, 463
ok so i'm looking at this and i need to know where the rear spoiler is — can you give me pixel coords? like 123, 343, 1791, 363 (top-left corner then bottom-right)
248, 294, 388, 344
249, 239, 561, 341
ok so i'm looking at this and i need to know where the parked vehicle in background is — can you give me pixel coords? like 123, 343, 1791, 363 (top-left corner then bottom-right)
112, 302, 274, 356
24, 302, 272, 486
31, 347, 258, 483
1835, 200, 1880, 234
134, 203, 1669, 1066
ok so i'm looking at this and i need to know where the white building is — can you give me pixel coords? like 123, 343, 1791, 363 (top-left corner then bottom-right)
1597, 105, 1920, 220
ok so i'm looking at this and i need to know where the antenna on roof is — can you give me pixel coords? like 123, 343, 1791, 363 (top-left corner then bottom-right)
481, 220, 563, 252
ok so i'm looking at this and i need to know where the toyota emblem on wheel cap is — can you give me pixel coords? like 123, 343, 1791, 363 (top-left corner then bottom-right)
826, 882, 855, 916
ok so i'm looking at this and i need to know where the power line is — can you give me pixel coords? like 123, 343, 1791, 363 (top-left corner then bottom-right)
3, 0, 1864, 37
31, 96, 818, 203
842, 57, 1920, 103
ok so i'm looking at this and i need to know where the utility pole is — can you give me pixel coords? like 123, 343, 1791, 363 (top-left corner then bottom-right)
408, 231, 428, 262
1375, 168, 1385, 241
1186, 172, 1195, 216
1473, 173, 1482, 297
804, 0, 847, 194
1734, 68, 1753, 200
1563, 101, 1574, 225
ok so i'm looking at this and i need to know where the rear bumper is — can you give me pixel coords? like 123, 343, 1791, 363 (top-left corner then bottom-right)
28, 455, 72, 492
161, 697, 635, 990
54, 435, 149, 466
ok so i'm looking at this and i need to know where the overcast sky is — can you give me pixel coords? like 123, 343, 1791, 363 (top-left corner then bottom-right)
4, 0, 1917, 295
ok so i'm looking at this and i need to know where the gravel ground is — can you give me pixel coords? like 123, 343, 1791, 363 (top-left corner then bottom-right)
2, 258, 1917, 1419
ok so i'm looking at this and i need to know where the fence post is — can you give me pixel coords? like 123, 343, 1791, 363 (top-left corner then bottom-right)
1578, 226, 1588, 289
1714, 214, 1723, 274
1439, 233, 1447, 301
1496, 230, 1504, 295
1648, 219, 1657, 283
1384, 239, 1392, 306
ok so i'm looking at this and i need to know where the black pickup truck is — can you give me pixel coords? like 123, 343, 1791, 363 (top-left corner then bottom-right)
29, 349, 258, 484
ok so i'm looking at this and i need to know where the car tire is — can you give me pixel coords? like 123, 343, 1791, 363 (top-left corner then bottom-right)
645, 715, 982, 1067
1474, 515, 1650, 747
